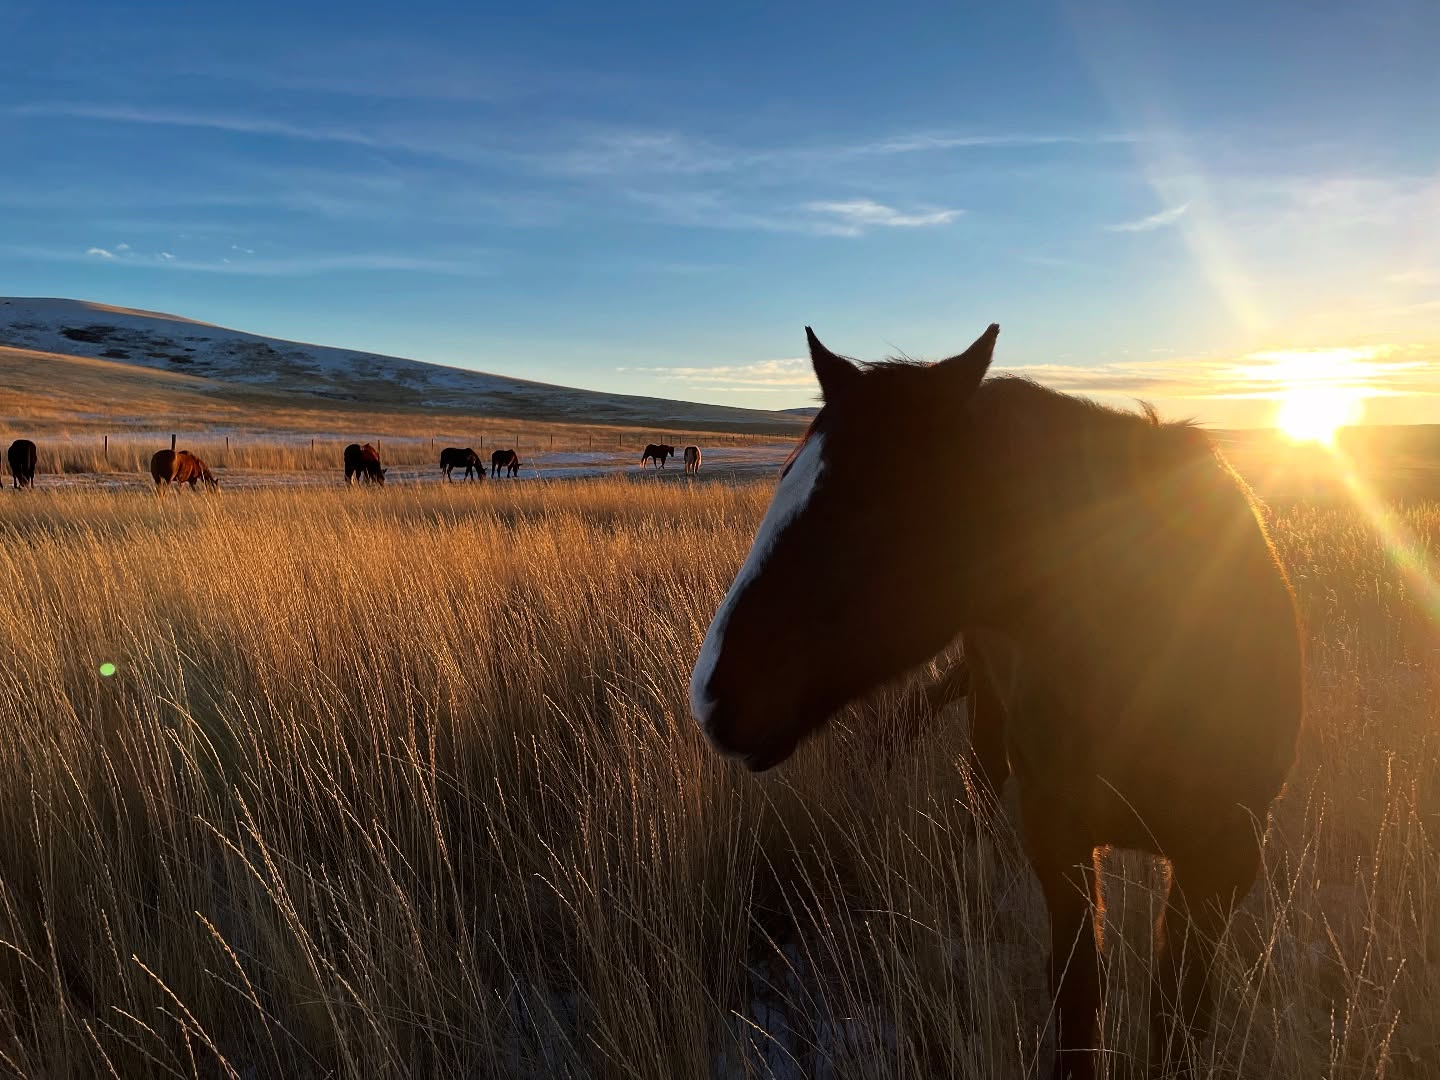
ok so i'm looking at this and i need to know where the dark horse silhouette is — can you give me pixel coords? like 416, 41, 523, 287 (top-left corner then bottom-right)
7, 439, 36, 489
689, 324, 1301, 1080
490, 449, 520, 478
641, 443, 676, 468
439, 446, 484, 481
344, 443, 386, 485
683, 445, 702, 475
150, 449, 218, 491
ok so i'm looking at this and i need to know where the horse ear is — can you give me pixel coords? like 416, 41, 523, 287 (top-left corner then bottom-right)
936, 323, 999, 397
806, 326, 860, 400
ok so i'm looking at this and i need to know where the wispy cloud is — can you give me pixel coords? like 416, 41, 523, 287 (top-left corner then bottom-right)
619, 190, 962, 237
1014, 344, 1438, 401
1105, 201, 1191, 232
6, 102, 394, 151
10, 244, 487, 277
805, 199, 962, 234
548, 129, 1137, 177
624, 343, 1440, 400
619, 357, 814, 394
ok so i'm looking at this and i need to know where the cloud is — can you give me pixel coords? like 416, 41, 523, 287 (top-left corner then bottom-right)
8, 102, 392, 151
11, 244, 486, 277
114, 242, 130, 251
618, 190, 961, 237
623, 342, 1440, 401
1105, 202, 1191, 232
1010, 343, 1439, 402
620, 357, 814, 393
548, 129, 1137, 177
805, 199, 962, 234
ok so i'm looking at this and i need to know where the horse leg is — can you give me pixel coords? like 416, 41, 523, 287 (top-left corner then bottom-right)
1022, 800, 1103, 1080
1151, 836, 1259, 1075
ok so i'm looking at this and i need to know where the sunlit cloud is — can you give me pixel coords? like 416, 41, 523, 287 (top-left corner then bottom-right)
1105, 201, 1190, 232
85, 247, 115, 258
622, 342, 1440, 402
619, 357, 813, 393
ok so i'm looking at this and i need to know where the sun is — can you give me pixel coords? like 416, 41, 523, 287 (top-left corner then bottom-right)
1238, 347, 1381, 446
1274, 385, 1363, 445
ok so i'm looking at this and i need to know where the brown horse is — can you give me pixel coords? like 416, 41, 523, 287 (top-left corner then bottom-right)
344, 443, 386, 485
7, 439, 36, 489
689, 325, 1301, 1079
150, 449, 218, 491
683, 445, 702, 475
490, 448, 520, 478
440, 446, 483, 481
641, 443, 676, 468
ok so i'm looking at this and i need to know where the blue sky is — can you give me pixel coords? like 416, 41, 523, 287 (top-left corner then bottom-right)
3, 0, 1438, 425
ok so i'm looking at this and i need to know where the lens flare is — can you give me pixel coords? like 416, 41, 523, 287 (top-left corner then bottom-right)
99, 662, 117, 677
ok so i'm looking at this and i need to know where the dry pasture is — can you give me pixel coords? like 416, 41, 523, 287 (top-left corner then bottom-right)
0, 480, 1432, 1078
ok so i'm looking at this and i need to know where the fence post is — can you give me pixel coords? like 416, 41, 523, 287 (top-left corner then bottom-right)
103, 435, 108, 460
170, 433, 176, 452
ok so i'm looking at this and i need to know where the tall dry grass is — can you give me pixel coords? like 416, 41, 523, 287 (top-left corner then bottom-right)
0, 482, 1432, 1078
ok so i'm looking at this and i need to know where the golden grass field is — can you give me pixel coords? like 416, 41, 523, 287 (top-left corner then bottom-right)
0, 477, 1433, 1078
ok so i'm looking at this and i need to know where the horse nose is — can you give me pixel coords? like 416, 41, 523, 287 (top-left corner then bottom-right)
689, 673, 738, 747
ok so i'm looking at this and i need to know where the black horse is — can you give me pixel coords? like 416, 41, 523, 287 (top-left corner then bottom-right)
344, 443, 386, 485
490, 448, 520, 478
641, 443, 676, 468
689, 324, 1302, 1080
7, 439, 36, 489
440, 446, 484, 481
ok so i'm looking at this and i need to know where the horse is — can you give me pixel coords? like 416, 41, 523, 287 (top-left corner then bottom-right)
7, 439, 36, 489
688, 324, 1302, 1080
344, 443, 386, 485
683, 445, 702, 475
641, 443, 676, 469
490, 449, 520, 478
150, 449, 218, 491
440, 446, 484, 481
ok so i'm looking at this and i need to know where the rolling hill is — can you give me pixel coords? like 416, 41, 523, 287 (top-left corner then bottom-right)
0, 298, 807, 436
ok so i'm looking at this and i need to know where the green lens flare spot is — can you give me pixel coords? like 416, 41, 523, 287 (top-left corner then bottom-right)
99, 662, 117, 678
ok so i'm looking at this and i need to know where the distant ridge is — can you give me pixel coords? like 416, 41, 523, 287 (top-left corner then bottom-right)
0, 297, 808, 433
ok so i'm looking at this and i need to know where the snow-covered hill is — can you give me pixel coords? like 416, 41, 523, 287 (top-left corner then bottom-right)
0, 298, 804, 431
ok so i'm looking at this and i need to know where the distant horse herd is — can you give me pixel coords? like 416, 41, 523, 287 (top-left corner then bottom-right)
0, 436, 706, 490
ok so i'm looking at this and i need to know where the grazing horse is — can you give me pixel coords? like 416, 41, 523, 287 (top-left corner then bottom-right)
344, 443, 386, 485
683, 445, 702, 475
641, 443, 676, 469
490, 448, 520, 478
150, 449, 218, 491
7, 439, 36, 489
689, 324, 1302, 1080
440, 446, 484, 481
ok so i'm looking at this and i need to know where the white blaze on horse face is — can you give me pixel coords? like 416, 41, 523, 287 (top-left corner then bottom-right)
690, 433, 827, 736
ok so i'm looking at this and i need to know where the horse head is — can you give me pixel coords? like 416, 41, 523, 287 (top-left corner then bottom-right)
689, 323, 998, 770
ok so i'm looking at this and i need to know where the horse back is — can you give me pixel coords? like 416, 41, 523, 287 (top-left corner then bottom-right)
998, 450, 1302, 847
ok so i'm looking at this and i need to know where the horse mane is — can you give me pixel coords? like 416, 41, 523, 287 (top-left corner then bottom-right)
976, 374, 1206, 447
